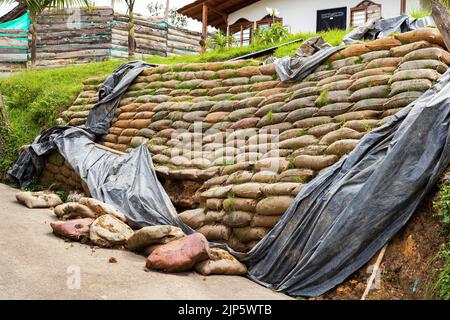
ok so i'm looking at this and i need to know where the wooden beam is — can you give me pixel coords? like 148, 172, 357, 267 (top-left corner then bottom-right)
201, 4, 208, 54
240, 24, 243, 47
400, 0, 406, 14
431, 0, 450, 52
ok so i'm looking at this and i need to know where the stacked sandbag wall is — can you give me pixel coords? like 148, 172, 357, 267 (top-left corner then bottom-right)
61, 28, 449, 251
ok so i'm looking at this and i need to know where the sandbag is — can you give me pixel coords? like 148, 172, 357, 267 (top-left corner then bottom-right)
197, 224, 231, 241
344, 119, 380, 132
255, 196, 293, 216
294, 116, 333, 128
233, 227, 268, 243
261, 182, 301, 196
320, 79, 354, 91
79, 198, 127, 222
334, 110, 381, 122
194, 248, 247, 275
127, 225, 185, 252
351, 98, 388, 112
321, 128, 362, 144
307, 122, 342, 136
232, 183, 263, 199
389, 69, 440, 84
389, 40, 433, 57
383, 91, 423, 109
16, 191, 63, 209
222, 211, 253, 227
50, 218, 93, 242
146, 233, 211, 272
365, 36, 401, 50
395, 28, 445, 47
279, 135, 318, 149
89, 214, 134, 248
316, 102, 354, 116
280, 96, 316, 112
294, 155, 339, 171
389, 79, 432, 96
348, 75, 391, 92
327, 43, 369, 61
395, 59, 448, 74
351, 67, 395, 80
402, 47, 450, 65
223, 197, 258, 212
54, 202, 96, 220
251, 215, 281, 228
350, 85, 390, 102
366, 57, 401, 69
325, 139, 359, 156
360, 50, 390, 62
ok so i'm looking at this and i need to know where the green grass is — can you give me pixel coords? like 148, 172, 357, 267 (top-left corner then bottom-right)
434, 183, 450, 225
434, 249, 450, 300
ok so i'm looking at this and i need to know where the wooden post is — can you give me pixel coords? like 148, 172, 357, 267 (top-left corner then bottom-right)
240, 25, 243, 47
226, 24, 230, 47
432, 0, 450, 52
201, 4, 208, 54
400, 0, 406, 14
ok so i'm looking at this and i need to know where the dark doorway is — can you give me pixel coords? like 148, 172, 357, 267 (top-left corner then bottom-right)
316, 7, 347, 32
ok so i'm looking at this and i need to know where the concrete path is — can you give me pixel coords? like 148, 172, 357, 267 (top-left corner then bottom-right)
0, 183, 291, 300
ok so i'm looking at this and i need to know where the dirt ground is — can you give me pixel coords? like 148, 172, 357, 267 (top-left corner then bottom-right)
318, 185, 449, 300
0, 183, 292, 300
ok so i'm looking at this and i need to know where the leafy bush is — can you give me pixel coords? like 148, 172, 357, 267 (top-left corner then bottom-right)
434, 183, 450, 225
253, 23, 291, 46
206, 31, 236, 50
434, 249, 450, 300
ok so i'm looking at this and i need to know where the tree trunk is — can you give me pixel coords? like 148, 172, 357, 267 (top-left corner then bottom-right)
128, 12, 136, 59
30, 12, 37, 68
431, 0, 450, 51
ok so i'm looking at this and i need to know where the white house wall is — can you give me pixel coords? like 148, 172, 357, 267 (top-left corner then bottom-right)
228, 0, 423, 33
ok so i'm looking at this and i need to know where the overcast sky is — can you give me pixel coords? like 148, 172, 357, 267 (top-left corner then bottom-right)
0, 0, 205, 31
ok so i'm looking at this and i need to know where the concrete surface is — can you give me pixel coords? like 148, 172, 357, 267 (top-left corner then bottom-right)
0, 183, 291, 300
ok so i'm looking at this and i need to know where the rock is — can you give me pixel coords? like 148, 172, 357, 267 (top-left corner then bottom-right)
126, 225, 185, 252
51, 218, 93, 242
89, 214, 134, 248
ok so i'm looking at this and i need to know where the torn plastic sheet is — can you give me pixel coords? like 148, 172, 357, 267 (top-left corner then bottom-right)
343, 15, 435, 44
270, 36, 344, 82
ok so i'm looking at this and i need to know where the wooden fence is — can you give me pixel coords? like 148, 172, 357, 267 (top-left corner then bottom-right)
0, 7, 202, 71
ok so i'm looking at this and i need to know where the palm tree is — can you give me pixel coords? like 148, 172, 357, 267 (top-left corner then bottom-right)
0, 1, 90, 67
111, 0, 136, 59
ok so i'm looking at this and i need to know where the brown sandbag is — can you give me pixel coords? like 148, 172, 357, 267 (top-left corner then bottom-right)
394, 28, 445, 47
232, 183, 263, 199
304, 70, 336, 82
350, 67, 395, 80
317, 74, 351, 87
335, 63, 366, 75
365, 36, 401, 50
360, 50, 390, 63
327, 44, 369, 61
285, 107, 319, 123
382, 108, 403, 117
226, 171, 253, 184
389, 69, 441, 84
294, 154, 339, 171
233, 226, 269, 243
383, 91, 423, 109
223, 197, 258, 212
395, 59, 448, 74
402, 47, 450, 65
348, 75, 391, 92
279, 135, 318, 149
294, 116, 333, 128
251, 214, 281, 228
366, 57, 401, 69
320, 127, 362, 144
146, 233, 211, 272
345, 119, 380, 132
230, 117, 260, 129
89, 214, 134, 248
255, 196, 293, 216
16, 191, 63, 209
127, 225, 185, 252
307, 122, 342, 136
325, 139, 359, 156
389, 40, 433, 57
351, 98, 388, 112
79, 198, 127, 222
222, 211, 253, 227
197, 224, 231, 241
261, 182, 302, 196
350, 85, 390, 102
316, 102, 353, 116
54, 202, 96, 220
330, 56, 362, 69
291, 86, 321, 99
320, 79, 354, 92
334, 110, 381, 122
251, 171, 278, 183
194, 248, 247, 275
389, 79, 432, 97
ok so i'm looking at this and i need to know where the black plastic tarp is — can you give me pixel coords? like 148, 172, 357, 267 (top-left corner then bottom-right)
343, 15, 435, 44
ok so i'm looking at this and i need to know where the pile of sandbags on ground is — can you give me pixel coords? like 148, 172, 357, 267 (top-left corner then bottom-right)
59, 28, 448, 251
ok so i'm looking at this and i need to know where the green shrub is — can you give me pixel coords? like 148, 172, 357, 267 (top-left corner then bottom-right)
434, 183, 450, 225
434, 249, 450, 300
253, 23, 291, 46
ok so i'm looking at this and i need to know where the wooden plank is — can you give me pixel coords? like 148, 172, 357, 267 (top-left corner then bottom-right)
0, 38, 28, 48
37, 36, 111, 46
167, 34, 200, 46
0, 53, 28, 62
36, 49, 110, 60
36, 23, 110, 32
37, 29, 112, 40
36, 43, 111, 53
37, 15, 112, 25
431, 0, 450, 51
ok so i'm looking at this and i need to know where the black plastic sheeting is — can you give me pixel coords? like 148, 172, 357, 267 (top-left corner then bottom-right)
8, 61, 154, 188
270, 36, 344, 82
236, 69, 450, 297
8, 60, 450, 298
343, 15, 435, 44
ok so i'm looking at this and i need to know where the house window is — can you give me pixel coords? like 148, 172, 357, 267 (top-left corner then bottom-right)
316, 7, 347, 32
351, 0, 382, 27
